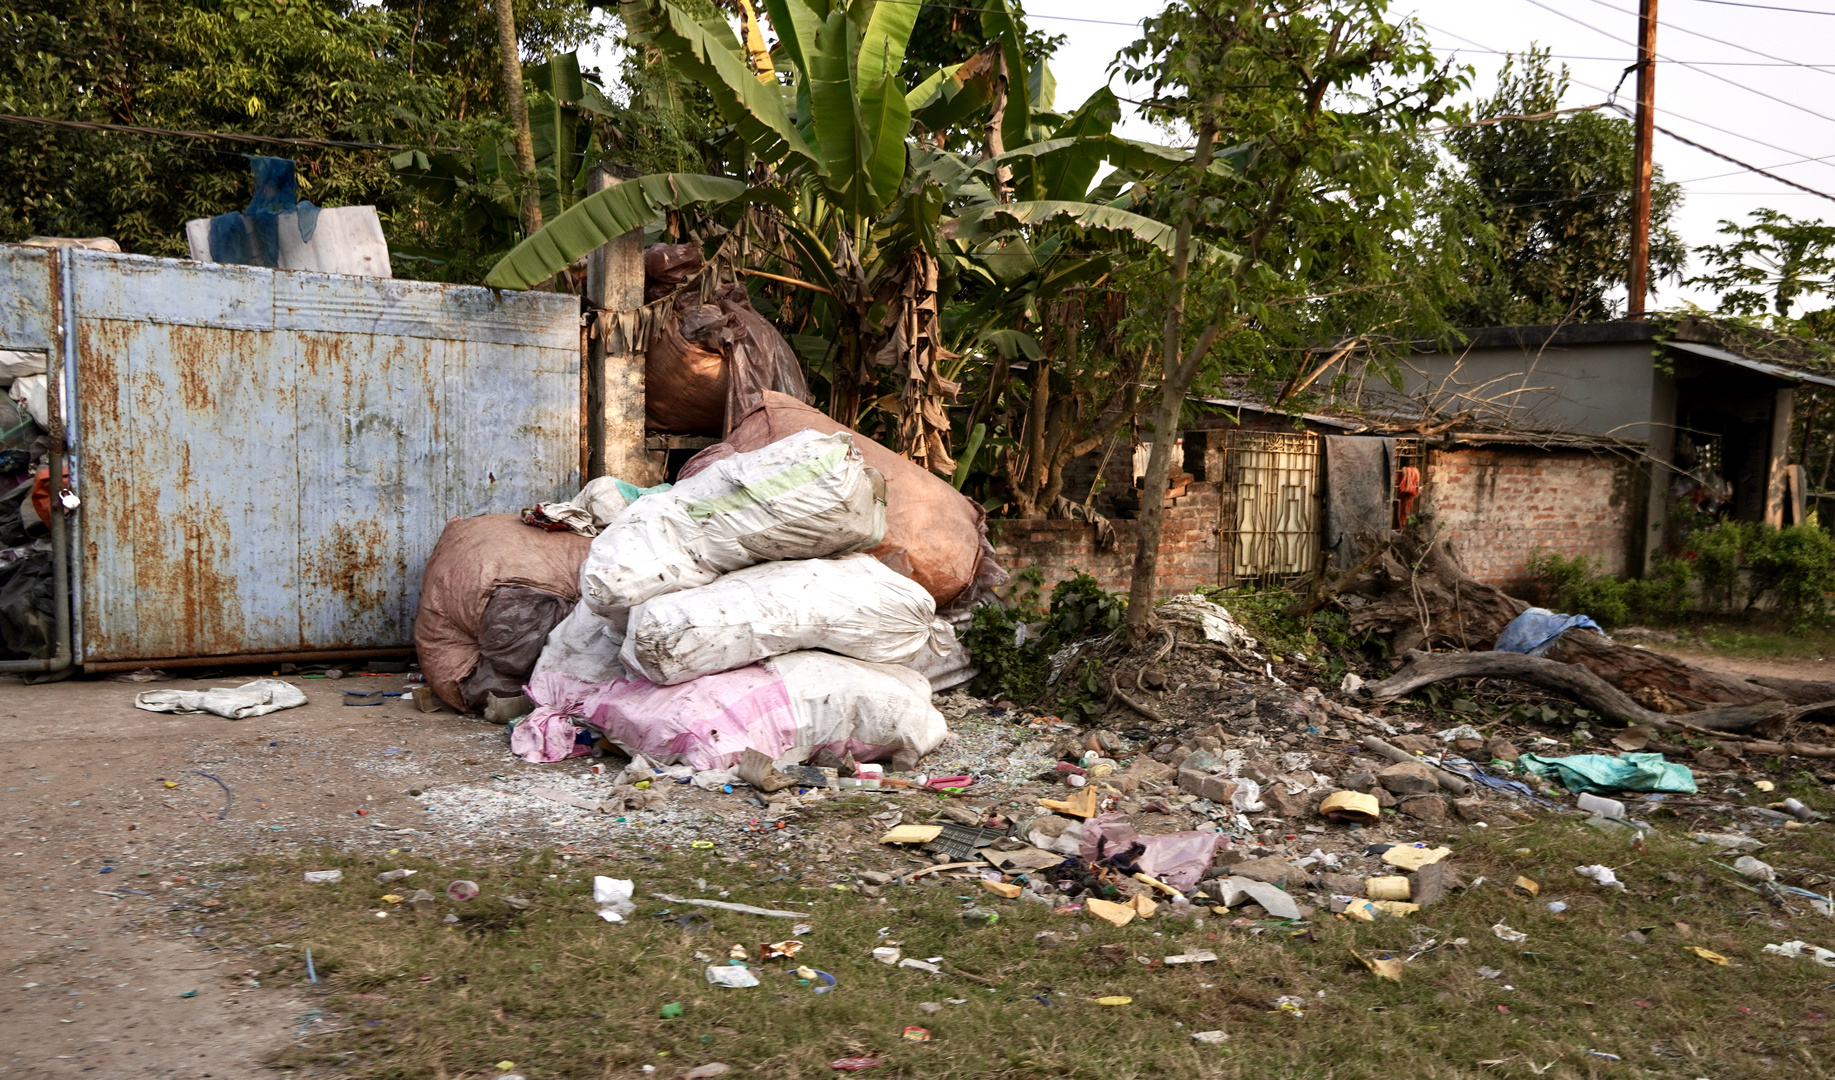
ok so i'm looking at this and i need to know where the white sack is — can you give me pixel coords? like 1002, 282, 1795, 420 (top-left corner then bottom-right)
907, 602, 976, 691
0, 350, 46, 385
9, 374, 49, 428
532, 599, 627, 683
134, 678, 306, 719
773, 651, 948, 765
621, 553, 950, 685
579, 430, 885, 628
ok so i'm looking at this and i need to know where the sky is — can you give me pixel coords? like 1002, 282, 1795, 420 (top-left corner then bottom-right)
586, 0, 1835, 313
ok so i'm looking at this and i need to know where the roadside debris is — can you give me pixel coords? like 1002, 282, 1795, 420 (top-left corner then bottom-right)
135, 679, 306, 719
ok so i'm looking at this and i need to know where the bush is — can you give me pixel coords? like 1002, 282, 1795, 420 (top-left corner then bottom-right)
1529, 521, 1835, 627
962, 573, 1126, 716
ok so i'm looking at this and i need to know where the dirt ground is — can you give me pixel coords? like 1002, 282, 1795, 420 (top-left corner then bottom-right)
0, 670, 519, 1080
3, 643, 1832, 1079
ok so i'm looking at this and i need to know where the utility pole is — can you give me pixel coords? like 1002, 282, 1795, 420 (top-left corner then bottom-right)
1628, 0, 1658, 318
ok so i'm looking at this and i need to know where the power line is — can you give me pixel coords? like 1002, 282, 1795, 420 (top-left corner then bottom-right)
1608, 103, 1835, 203
0, 112, 430, 152
1518, 0, 1835, 123
1573, 0, 1835, 77
1426, 20, 1835, 166
1427, 44, 1835, 67
1685, 0, 1835, 14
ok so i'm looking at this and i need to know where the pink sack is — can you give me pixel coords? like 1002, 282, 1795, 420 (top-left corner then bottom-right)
585, 666, 799, 772
509, 671, 599, 763
1079, 812, 1224, 893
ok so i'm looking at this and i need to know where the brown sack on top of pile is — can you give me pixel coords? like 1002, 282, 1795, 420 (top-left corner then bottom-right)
679, 391, 1005, 607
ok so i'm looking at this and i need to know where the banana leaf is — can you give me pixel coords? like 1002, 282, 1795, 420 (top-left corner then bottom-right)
953, 200, 1235, 264
484, 173, 748, 290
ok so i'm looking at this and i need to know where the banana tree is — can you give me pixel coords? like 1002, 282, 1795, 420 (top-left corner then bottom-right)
483, 0, 1218, 477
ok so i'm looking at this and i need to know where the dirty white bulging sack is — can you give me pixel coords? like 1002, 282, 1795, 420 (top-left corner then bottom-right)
532, 598, 628, 684
773, 651, 949, 764
579, 430, 886, 627
621, 553, 952, 685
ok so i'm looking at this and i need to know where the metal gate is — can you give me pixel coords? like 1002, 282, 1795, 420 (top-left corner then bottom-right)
0, 245, 582, 667
1218, 429, 1323, 585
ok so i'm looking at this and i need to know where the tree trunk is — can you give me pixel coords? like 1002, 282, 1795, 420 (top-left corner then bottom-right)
491, 0, 542, 238
1363, 649, 1796, 732
1125, 109, 1218, 640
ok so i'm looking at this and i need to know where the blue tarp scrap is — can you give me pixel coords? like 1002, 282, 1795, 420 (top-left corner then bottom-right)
206, 156, 321, 268
1494, 607, 1604, 657
1516, 751, 1698, 794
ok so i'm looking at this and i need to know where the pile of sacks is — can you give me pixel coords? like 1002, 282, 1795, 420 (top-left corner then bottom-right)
510, 399, 1004, 777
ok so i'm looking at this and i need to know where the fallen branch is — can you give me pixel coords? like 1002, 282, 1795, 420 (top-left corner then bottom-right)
1283, 534, 1393, 619
1358, 735, 1470, 795
1113, 687, 1170, 725
1363, 650, 1791, 732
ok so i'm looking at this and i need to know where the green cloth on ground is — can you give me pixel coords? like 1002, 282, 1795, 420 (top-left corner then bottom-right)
1516, 752, 1697, 794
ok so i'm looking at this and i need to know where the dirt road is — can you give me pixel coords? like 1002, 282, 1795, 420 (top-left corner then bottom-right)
0, 671, 502, 1080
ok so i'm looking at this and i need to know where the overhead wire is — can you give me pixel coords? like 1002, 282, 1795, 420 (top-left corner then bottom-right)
1607, 103, 1835, 204
1571, 0, 1835, 76
1426, 44, 1835, 67
1425, 20, 1835, 167
1516, 0, 1835, 125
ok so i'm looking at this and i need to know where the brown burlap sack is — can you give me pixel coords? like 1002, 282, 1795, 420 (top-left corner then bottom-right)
644, 299, 730, 435
414, 515, 592, 711
682, 392, 1005, 606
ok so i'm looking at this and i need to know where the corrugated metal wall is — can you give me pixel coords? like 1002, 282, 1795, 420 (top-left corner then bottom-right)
0, 246, 582, 665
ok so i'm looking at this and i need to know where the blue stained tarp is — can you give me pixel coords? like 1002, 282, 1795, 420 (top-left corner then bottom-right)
206, 156, 320, 267
1494, 607, 1604, 657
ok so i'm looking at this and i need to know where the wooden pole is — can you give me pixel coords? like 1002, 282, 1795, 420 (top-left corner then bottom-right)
1628, 0, 1658, 318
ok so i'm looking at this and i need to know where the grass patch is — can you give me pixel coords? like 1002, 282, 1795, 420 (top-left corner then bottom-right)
1688, 622, 1835, 662
207, 790, 1835, 1079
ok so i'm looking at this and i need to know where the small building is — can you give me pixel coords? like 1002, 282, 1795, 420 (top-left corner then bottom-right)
998, 319, 1835, 599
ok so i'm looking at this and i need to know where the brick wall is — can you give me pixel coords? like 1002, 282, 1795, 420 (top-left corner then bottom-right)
1424, 447, 1638, 595
991, 483, 1222, 598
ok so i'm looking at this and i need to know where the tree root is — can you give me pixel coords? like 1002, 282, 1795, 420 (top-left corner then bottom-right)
1362, 649, 1802, 732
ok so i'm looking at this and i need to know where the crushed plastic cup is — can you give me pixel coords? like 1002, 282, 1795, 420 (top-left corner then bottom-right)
447, 879, 480, 902
1576, 793, 1627, 820
1734, 855, 1776, 882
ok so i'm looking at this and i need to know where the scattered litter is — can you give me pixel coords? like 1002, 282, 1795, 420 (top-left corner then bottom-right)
1734, 856, 1776, 882
448, 880, 480, 902
1164, 950, 1218, 965
594, 877, 635, 923
1096, 996, 1133, 1006
1492, 923, 1528, 943
1318, 790, 1380, 825
1691, 832, 1766, 851
901, 1026, 931, 1041
1380, 845, 1450, 871
898, 958, 942, 974
872, 947, 901, 965
1546, 901, 1568, 914
680, 1065, 730, 1080
135, 678, 307, 719
1352, 949, 1402, 982
1477, 967, 1503, 980
1086, 898, 1136, 927
1762, 941, 1835, 967
828, 1056, 887, 1071
652, 894, 811, 918
1517, 752, 1696, 794
1514, 876, 1539, 896
1688, 946, 1730, 966
375, 869, 417, 884
302, 870, 342, 884
1191, 1030, 1229, 1044
1575, 864, 1625, 890
705, 965, 760, 988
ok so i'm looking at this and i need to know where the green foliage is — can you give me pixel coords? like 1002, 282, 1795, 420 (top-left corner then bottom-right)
1441, 48, 1686, 325
962, 573, 1124, 716
0, 0, 592, 274
1689, 208, 1835, 324
1529, 526, 1835, 628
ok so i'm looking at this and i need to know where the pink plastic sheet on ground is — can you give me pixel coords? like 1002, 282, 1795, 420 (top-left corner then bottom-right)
509, 671, 598, 763
583, 666, 799, 772
1079, 812, 1225, 893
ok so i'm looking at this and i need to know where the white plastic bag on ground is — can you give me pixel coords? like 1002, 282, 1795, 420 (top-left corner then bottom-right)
593, 876, 635, 923
533, 599, 628, 683
134, 678, 305, 719
621, 553, 951, 685
580, 430, 885, 628
585, 651, 946, 771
